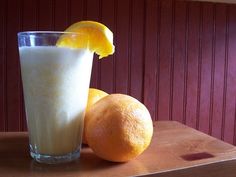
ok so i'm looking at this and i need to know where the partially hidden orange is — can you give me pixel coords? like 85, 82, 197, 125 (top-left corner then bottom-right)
85, 94, 153, 162
83, 88, 108, 144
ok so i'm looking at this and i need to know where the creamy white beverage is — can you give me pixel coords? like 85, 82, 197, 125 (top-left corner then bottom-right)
19, 46, 93, 155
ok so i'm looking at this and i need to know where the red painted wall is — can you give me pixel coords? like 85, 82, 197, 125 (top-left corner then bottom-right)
0, 0, 236, 145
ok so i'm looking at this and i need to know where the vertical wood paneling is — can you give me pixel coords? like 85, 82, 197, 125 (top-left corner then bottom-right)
196, 3, 203, 131
129, 0, 145, 101
198, 3, 214, 134
211, 4, 227, 139
70, 0, 84, 23
6, 0, 22, 131
185, 2, 200, 129
221, 5, 229, 142
54, 0, 68, 30
22, 0, 37, 31
1, 0, 236, 145
158, 0, 173, 120
143, 0, 159, 120
84, 0, 100, 89
37, 0, 54, 30
224, 5, 236, 144
183, 3, 189, 125
100, 0, 115, 93
0, 0, 7, 131
114, 0, 130, 94
172, 1, 187, 123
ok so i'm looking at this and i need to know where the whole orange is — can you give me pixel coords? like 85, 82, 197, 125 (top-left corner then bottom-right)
83, 88, 108, 144
85, 94, 153, 162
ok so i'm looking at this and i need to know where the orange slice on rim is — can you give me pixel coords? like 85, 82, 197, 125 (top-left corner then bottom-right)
57, 21, 115, 59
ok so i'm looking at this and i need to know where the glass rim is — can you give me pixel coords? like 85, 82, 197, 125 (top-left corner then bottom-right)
17, 31, 85, 37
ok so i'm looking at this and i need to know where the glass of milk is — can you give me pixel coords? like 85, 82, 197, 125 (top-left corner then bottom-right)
18, 32, 93, 164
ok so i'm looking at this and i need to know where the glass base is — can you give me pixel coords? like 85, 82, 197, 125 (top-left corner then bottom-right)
30, 149, 81, 164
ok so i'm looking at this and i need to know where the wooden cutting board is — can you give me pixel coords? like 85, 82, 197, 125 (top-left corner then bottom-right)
0, 121, 236, 177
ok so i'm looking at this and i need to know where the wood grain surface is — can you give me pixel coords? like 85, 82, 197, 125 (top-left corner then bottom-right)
0, 121, 235, 177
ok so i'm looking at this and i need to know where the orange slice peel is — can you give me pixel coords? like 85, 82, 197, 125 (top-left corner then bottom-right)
56, 21, 115, 59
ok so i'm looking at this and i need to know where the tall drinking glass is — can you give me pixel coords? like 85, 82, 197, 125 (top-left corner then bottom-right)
18, 32, 93, 164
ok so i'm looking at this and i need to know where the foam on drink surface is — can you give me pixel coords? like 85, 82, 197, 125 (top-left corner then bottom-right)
19, 46, 93, 155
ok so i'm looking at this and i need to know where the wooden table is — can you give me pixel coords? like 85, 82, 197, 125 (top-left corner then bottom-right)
0, 121, 236, 177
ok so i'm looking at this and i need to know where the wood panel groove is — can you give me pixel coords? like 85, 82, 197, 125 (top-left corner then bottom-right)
4, 0, 8, 131
129, 0, 144, 100
19, 0, 23, 31
127, 0, 132, 95
16, 0, 24, 131
1, 0, 6, 131
183, 2, 189, 125
115, 0, 130, 94
0, 0, 7, 131
51, 0, 55, 30
141, 0, 146, 103
211, 4, 227, 139
169, 0, 175, 121
209, 4, 216, 135
97, 0, 102, 89
86, 0, 100, 89
100, 0, 115, 93
6, 0, 22, 130
155, 0, 161, 121
198, 3, 213, 134
83, 0, 87, 19
172, 1, 186, 123
225, 5, 236, 144
112, 0, 118, 93
19, 0, 23, 131
143, 0, 158, 120
158, 0, 173, 121
196, 2, 203, 130
70, 0, 83, 23
36, 0, 39, 30
221, 4, 229, 140
234, 100, 236, 145
67, 0, 71, 26
186, 2, 201, 128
